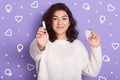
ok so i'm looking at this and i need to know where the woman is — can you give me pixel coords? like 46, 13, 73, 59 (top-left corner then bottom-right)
30, 3, 102, 80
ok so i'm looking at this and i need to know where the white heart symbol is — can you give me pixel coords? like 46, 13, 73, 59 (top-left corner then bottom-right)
15, 15, 23, 23
98, 76, 107, 80
111, 43, 119, 50
27, 63, 35, 71
4, 29, 12, 36
31, 1, 38, 8
108, 4, 115, 11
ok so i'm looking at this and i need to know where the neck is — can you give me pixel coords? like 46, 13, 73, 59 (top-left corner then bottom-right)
57, 34, 67, 40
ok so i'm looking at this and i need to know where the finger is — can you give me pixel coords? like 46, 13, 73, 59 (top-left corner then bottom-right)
91, 30, 98, 38
37, 29, 45, 36
88, 33, 95, 39
88, 29, 93, 33
38, 28, 45, 33
36, 34, 42, 38
91, 31, 95, 37
87, 37, 92, 44
44, 29, 48, 34
87, 36, 92, 41
37, 27, 46, 33
37, 30, 44, 35
39, 26, 45, 29
93, 34, 97, 39
38, 27, 46, 31
96, 35, 100, 41
36, 32, 44, 36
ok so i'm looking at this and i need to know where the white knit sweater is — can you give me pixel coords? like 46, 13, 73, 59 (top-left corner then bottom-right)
30, 39, 102, 80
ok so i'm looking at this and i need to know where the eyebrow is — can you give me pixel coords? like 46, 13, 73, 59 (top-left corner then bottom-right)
53, 15, 68, 17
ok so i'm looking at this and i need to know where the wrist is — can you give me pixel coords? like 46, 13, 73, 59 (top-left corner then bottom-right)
91, 44, 100, 48
37, 44, 45, 51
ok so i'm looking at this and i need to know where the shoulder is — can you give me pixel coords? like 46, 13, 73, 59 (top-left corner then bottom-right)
72, 39, 87, 49
73, 39, 84, 45
72, 39, 89, 59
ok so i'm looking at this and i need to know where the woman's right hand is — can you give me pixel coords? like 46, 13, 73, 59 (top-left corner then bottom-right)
36, 27, 49, 51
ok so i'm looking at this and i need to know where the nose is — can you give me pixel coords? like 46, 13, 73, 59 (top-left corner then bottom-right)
57, 19, 62, 25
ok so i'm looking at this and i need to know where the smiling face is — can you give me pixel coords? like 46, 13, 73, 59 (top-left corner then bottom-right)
52, 10, 70, 39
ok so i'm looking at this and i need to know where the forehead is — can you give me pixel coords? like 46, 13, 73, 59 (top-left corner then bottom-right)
53, 10, 68, 16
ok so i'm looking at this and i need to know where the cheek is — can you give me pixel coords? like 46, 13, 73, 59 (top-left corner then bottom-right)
65, 21, 70, 27
52, 21, 57, 26
52, 22, 57, 30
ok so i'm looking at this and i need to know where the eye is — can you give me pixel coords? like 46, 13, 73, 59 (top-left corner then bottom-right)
52, 17, 58, 20
63, 17, 67, 20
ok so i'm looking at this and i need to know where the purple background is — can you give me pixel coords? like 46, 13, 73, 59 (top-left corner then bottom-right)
0, 0, 120, 80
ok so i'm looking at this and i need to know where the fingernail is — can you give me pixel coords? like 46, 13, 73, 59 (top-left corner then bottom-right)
44, 29, 46, 33
44, 30, 46, 33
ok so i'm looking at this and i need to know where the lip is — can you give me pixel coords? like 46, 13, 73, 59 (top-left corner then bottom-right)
56, 26, 64, 29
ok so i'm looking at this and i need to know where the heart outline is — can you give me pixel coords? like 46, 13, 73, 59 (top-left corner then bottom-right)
108, 4, 115, 11
15, 15, 23, 23
4, 29, 12, 36
31, 1, 38, 8
111, 43, 119, 50
27, 63, 35, 71
98, 76, 107, 80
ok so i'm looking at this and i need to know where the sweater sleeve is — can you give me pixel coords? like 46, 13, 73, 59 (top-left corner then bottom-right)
80, 42, 102, 77
29, 39, 46, 62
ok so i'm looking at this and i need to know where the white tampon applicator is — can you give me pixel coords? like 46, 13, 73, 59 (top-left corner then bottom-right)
42, 21, 46, 29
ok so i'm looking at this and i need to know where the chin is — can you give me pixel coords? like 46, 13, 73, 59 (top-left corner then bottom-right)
56, 31, 65, 35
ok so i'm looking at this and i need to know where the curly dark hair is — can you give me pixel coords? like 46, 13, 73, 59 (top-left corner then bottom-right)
41, 3, 79, 42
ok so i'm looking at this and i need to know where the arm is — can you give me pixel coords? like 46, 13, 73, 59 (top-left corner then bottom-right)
82, 30, 102, 77
30, 27, 49, 62
82, 46, 102, 77
29, 39, 45, 62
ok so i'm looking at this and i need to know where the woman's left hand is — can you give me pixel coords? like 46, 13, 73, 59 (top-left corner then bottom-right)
87, 30, 100, 48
